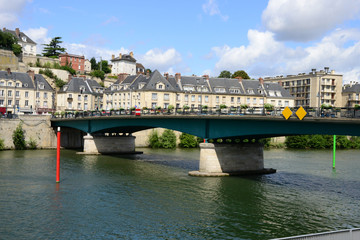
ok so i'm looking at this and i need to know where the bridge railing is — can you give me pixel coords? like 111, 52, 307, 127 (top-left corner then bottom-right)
50, 107, 360, 119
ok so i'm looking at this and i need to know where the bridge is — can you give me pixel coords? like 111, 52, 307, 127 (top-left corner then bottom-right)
51, 114, 360, 176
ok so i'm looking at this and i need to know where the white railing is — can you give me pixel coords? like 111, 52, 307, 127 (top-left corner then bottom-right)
272, 228, 360, 240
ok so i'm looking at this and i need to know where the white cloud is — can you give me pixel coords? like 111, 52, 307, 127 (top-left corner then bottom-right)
262, 0, 360, 42
202, 0, 229, 21
138, 48, 182, 73
211, 28, 360, 83
101, 16, 119, 26
0, 0, 31, 27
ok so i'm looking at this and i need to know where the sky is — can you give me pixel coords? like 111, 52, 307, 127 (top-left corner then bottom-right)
1, 0, 360, 83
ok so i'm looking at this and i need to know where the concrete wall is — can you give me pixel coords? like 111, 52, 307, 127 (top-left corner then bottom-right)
133, 128, 182, 147
23, 56, 60, 67
0, 49, 19, 71
29, 67, 70, 82
83, 135, 135, 154
0, 115, 57, 149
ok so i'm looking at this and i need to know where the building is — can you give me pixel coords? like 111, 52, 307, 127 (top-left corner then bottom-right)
0, 69, 55, 115
263, 68, 343, 108
103, 70, 294, 111
2, 27, 37, 56
136, 63, 145, 75
84, 59, 91, 73
110, 52, 137, 75
342, 82, 360, 108
59, 53, 85, 73
56, 77, 103, 111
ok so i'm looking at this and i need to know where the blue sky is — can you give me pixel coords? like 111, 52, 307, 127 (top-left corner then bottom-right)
1, 0, 360, 82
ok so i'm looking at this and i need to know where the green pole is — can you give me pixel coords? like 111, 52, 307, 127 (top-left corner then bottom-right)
333, 135, 336, 169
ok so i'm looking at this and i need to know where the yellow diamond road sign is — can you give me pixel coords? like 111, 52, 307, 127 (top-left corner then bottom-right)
282, 107, 292, 120
296, 106, 307, 120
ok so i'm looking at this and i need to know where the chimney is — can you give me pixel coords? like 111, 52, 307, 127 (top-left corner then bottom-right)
175, 73, 181, 82
278, 80, 282, 86
7, 68, 11, 75
119, 53, 122, 59
324, 67, 329, 74
235, 76, 242, 83
68, 74, 72, 82
202, 75, 209, 80
111, 54, 115, 59
118, 73, 129, 83
146, 69, 150, 78
15, 28, 20, 37
27, 70, 35, 86
130, 51, 134, 57
164, 72, 169, 80
259, 77, 264, 85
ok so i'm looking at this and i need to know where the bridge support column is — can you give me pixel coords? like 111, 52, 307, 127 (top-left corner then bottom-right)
189, 143, 276, 177
81, 133, 137, 154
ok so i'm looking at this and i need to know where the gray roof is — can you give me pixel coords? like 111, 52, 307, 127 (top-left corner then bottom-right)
343, 83, 360, 93
2, 28, 36, 45
111, 54, 136, 63
263, 82, 293, 98
34, 74, 54, 91
0, 70, 34, 89
59, 77, 102, 94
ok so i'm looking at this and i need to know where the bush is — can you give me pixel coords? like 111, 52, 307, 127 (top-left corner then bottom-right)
60, 65, 76, 75
27, 137, 37, 150
220, 104, 227, 109
179, 133, 198, 148
12, 124, 26, 150
148, 130, 161, 148
55, 78, 66, 88
259, 138, 271, 148
0, 138, 4, 150
160, 129, 176, 149
264, 103, 274, 111
90, 70, 105, 80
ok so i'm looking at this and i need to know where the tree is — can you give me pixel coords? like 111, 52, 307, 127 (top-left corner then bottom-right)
179, 133, 198, 148
160, 130, 177, 149
42, 37, 66, 58
12, 124, 26, 150
100, 60, 111, 74
218, 70, 231, 78
90, 57, 98, 70
90, 70, 105, 80
232, 70, 250, 79
0, 31, 22, 56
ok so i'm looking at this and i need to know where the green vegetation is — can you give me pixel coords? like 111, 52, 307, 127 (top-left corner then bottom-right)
179, 133, 198, 148
264, 103, 274, 111
148, 130, 177, 149
218, 70, 231, 78
42, 37, 66, 58
12, 124, 26, 150
218, 70, 250, 79
285, 135, 360, 149
38, 69, 66, 88
0, 31, 22, 56
0, 138, 4, 150
27, 137, 37, 150
90, 70, 105, 80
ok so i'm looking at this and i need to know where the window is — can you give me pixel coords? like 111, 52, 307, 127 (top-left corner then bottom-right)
8, 100, 12, 106
44, 92, 47, 99
78, 103, 81, 109
15, 100, 19, 106
36, 92, 40, 98
164, 103, 169, 109
253, 98, 257, 104
237, 97, 241, 103
285, 101, 289, 106
8, 90, 12, 97
176, 94, 180, 101
247, 98, 250, 104
0, 100, 3, 106
38, 83, 45, 89
68, 102, 72, 109
0, 90, 3, 96
231, 97, 234, 103
198, 95, 202, 102
216, 96, 219, 103
157, 84, 163, 89
164, 94, 169, 101
247, 89, 254, 94
152, 102, 157, 108
205, 96, 209, 103
8, 82, 12, 86
0, 81, 4, 86
152, 93, 157, 100
44, 101, 48, 108
16, 82, 20, 87
78, 95, 81, 101
229, 88, 240, 93
191, 95, 195, 102
69, 94, 72, 98
84, 95, 88, 101
84, 103, 88, 110
259, 98, 264, 105
214, 87, 225, 93
278, 100, 282, 106
25, 100, 28, 106
184, 94, 188, 101
16, 91, 19, 97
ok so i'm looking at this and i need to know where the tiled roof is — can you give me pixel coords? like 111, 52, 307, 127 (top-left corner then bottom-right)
2, 28, 36, 45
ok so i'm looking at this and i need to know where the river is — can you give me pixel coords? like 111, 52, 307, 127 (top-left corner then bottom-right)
0, 148, 359, 239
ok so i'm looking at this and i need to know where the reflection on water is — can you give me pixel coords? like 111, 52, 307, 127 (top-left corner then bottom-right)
0, 148, 360, 239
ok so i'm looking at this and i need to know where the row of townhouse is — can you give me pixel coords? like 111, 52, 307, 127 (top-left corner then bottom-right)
0, 69, 55, 115
102, 70, 295, 110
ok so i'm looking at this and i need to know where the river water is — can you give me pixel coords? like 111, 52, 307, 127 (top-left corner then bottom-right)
0, 148, 360, 239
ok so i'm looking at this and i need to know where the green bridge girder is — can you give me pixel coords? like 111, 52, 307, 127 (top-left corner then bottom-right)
51, 115, 360, 139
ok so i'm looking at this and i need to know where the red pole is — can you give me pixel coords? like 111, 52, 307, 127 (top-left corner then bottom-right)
56, 127, 61, 183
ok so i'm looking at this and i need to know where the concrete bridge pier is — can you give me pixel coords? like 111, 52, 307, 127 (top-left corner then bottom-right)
81, 133, 138, 154
189, 142, 276, 177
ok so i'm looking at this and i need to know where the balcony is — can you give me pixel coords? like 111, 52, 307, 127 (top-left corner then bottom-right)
67, 97, 73, 102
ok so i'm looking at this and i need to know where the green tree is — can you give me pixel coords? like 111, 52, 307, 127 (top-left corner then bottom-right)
0, 31, 22, 56
100, 60, 111, 73
148, 130, 161, 148
90, 57, 98, 70
160, 130, 177, 149
42, 37, 66, 58
179, 133, 198, 148
145, 69, 152, 74
12, 124, 26, 150
218, 70, 231, 78
232, 70, 250, 79
0, 138, 4, 150
90, 70, 105, 80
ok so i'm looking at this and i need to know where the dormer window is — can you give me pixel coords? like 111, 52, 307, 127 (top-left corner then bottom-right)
139, 83, 145, 89
229, 88, 240, 93
63, 86, 68, 91
275, 91, 282, 97
80, 85, 86, 94
156, 83, 164, 90
22, 36, 27, 42
38, 83, 45, 89
268, 90, 275, 96
214, 87, 226, 93
183, 86, 195, 91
